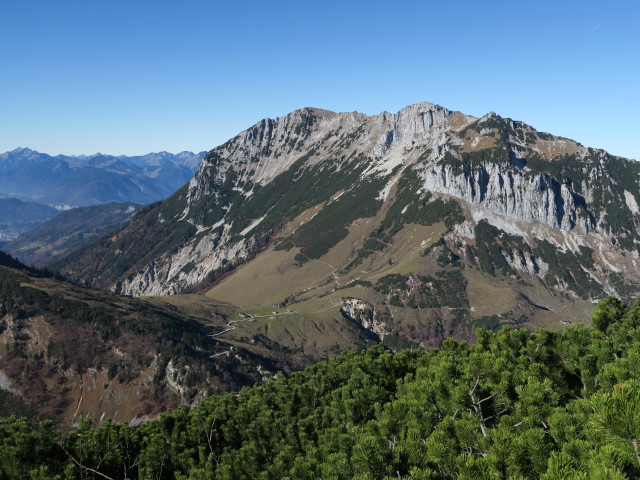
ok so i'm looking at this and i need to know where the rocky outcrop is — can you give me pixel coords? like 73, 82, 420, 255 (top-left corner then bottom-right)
420, 161, 593, 234
341, 298, 389, 340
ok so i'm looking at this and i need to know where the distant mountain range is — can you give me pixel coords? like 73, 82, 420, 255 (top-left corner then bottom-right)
0, 147, 206, 207
0, 148, 206, 242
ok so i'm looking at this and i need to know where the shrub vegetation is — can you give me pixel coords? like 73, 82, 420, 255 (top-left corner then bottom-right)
3, 297, 640, 479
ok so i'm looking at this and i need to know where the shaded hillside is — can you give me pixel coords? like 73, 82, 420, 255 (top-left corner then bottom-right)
55, 102, 640, 348
4, 202, 142, 267
0, 197, 58, 242
0, 253, 267, 426
0, 250, 38, 271
3, 297, 640, 479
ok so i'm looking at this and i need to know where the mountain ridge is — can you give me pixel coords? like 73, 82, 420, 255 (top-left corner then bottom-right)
53, 101, 640, 347
0, 147, 206, 207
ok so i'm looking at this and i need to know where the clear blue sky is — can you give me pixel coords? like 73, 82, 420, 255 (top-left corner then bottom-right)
1, 0, 638, 160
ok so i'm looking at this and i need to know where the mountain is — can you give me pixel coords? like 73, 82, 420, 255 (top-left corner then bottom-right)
0, 147, 206, 207
54, 102, 640, 348
0, 198, 58, 242
3, 202, 143, 267
0, 250, 376, 426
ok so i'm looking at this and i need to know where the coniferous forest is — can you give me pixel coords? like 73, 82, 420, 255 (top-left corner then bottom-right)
2, 297, 640, 479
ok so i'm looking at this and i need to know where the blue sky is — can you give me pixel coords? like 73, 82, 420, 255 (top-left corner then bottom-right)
1, 0, 638, 160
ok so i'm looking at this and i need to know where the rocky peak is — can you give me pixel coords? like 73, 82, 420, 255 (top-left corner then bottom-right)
11, 147, 35, 155
0, 147, 41, 162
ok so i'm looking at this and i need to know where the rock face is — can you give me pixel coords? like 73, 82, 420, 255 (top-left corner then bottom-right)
421, 161, 586, 233
56, 102, 640, 329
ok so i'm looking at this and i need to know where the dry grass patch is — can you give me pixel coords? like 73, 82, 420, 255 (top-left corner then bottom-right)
448, 112, 477, 131
465, 272, 518, 319
206, 248, 334, 308
357, 223, 447, 282
458, 132, 498, 153
534, 138, 582, 160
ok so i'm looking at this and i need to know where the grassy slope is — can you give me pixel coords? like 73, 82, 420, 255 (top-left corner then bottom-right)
205, 190, 598, 351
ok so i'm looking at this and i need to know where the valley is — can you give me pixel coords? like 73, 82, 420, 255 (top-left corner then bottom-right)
0, 252, 376, 426
3, 202, 142, 267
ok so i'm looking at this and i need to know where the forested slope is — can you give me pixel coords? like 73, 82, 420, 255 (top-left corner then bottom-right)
3, 297, 640, 479
0, 252, 271, 426
4, 202, 142, 267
